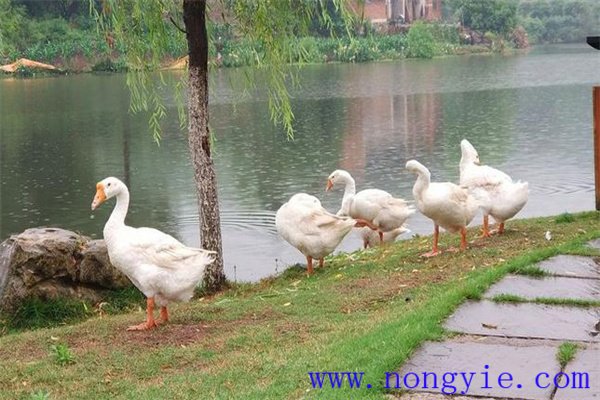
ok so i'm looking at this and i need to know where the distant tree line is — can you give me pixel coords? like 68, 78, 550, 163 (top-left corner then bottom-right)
0, 0, 462, 67
446, 0, 518, 36
0, 0, 102, 62
445, 0, 599, 44
518, 0, 600, 44
2, 0, 597, 67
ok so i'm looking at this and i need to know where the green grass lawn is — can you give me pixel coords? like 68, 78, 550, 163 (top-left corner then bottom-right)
1, 211, 599, 399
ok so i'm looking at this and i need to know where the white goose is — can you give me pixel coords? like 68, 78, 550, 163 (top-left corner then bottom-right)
91, 177, 215, 331
406, 160, 478, 256
326, 169, 414, 243
360, 226, 410, 249
459, 139, 529, 237
275, 193, 373, 275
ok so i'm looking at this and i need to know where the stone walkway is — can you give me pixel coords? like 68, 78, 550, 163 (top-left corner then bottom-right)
392, 242, 600, 400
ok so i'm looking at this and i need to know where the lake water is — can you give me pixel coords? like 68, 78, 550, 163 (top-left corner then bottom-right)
1, 44, 599, 281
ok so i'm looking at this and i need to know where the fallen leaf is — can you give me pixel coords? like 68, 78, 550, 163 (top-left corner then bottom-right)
482, 323, 498, 329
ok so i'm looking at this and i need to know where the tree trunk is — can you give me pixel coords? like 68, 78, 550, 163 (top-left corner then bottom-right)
183, 0, 226, 292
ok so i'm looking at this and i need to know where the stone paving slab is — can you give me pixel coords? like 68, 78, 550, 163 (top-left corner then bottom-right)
484, 274, 600, 301
396, 340, 559, 399
536, 255, 600, 279
554, 346, 600, 400
444, 300, 600, 342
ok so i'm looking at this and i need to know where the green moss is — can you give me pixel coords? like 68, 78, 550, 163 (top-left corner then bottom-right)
0, 287, 143, 333
511, 264, 550, 277
557, 342, 578, 368
534, 297, 600, 308
491, 293, 526, 303
491, 294, 600, 308
1, 297, 93, 332
555, 213, 575, 224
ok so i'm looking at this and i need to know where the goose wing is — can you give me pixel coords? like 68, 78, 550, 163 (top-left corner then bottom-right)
126, 227, 215, 270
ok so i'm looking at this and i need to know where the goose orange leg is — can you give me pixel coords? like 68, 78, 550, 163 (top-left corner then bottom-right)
127, 297, 158, 331
497, 222, 505, 234
306, 256, 314, 276
481, 215, 491, 238
421, 224, 440, 257
318, 258, 324, 268
157, 306, 169, 325
460, 227, 468, 250
378, 231, 384, 244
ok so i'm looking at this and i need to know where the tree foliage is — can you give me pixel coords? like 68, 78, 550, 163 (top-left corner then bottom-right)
0, 0, 111, 63
406, 21, 437, 59
518, 0, 600, 44
0, 0, 25, 58
13, 0, 91, 20
308, 0, 348, 37
448, 0, 518, 36
94, 0, 355, 140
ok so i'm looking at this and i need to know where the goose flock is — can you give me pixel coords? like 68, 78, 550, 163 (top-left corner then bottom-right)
276, 139, 529, 269
91, 139, 528, 330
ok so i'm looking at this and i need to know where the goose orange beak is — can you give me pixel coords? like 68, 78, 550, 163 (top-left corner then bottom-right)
91, 183, 106, 210
326, 179, 333, 191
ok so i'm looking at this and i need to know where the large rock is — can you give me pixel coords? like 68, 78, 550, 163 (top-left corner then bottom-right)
0, 228, 131, 313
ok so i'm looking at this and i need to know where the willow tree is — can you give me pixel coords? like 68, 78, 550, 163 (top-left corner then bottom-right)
95, 0, 355, 292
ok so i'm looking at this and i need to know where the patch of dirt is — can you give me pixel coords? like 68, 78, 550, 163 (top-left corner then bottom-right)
113, 323, 211, 347
64, 307, 282, 355
273, 321, 315, 344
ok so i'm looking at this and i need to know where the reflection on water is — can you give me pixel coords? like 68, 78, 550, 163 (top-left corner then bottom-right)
1, 44, 599, 281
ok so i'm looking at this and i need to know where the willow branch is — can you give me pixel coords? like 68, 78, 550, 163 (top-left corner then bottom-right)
170, 15, 187, 34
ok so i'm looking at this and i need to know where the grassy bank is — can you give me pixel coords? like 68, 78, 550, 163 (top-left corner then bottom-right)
0, 211, 598, 399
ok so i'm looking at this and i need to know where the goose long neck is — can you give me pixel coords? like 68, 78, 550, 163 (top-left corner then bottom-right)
412, 166, 430, 196
342, 174, 356, 199
106, 189, 130, 230
340, 174, 356, 214
459, 152, 476, 175
459, 153, 469, 175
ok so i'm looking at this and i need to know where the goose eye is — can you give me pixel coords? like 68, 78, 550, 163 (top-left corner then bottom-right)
107, 183, 111, 187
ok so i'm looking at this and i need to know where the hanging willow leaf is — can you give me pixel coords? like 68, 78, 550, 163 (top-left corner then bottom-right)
92, 0, 358, 141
